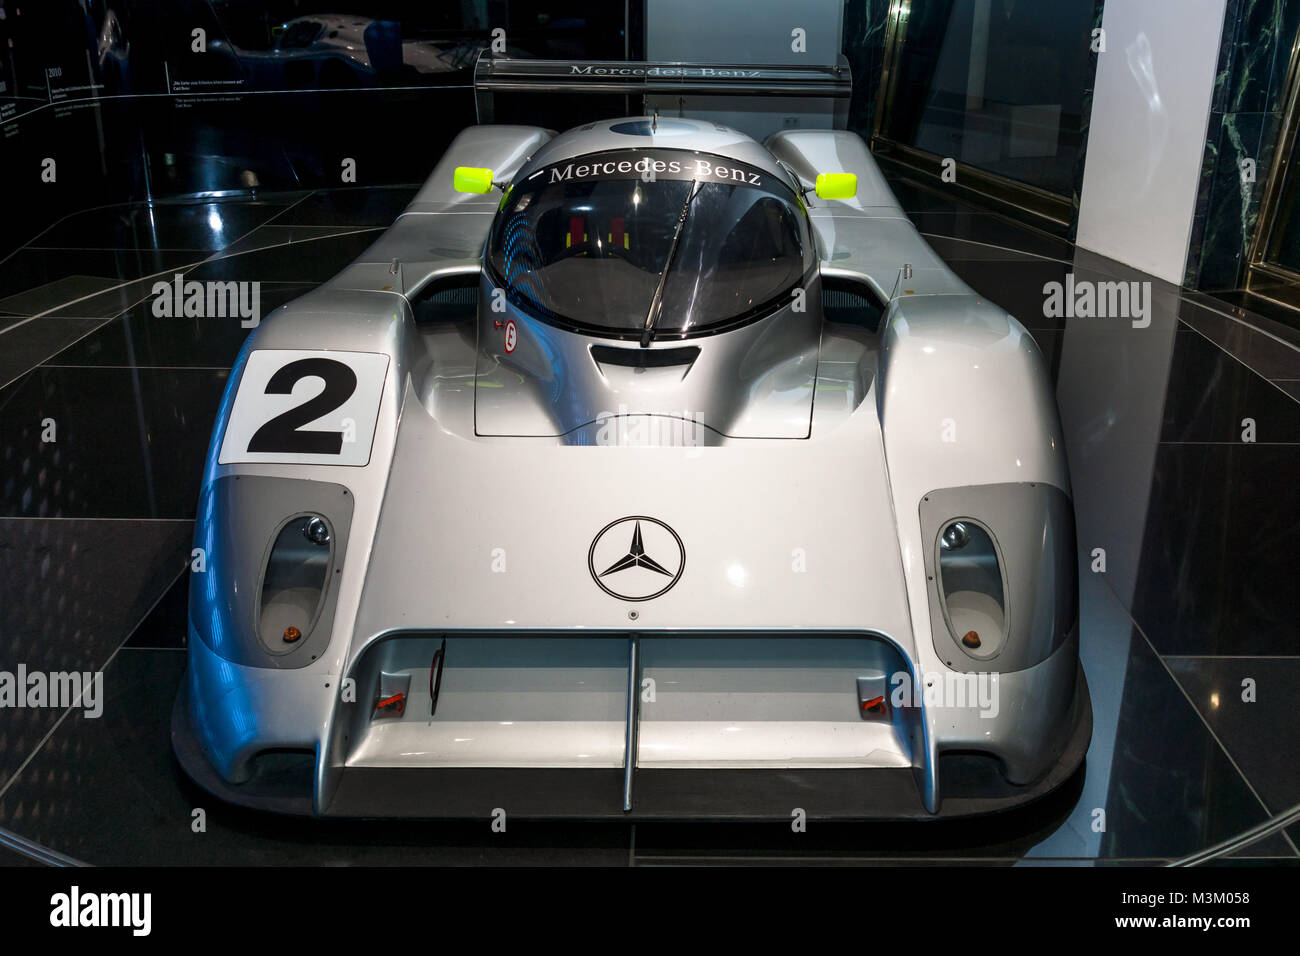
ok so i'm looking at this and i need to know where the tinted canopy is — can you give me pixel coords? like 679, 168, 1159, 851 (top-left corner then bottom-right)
487, 149, 811, 340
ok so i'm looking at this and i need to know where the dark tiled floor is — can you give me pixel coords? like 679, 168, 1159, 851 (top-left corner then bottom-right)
0, 648, 633, 865
0, 837, 43, 867
1200, 288, 1300, 341
268, 186, 419, 228
213, 224, 384, 258
1128, 443, 1300, 657
0, 517, 192, 791
1025, 572, 1296, 861
1165, 657, 1300, 817
1157, 329, 1300, 443
922, 233, 1070, 263
48, 283, 317, 370
910, 211, 1076, 261
1180, 300, 1300, 382
39, 274, 204, 321
182, 229, 382, 284
0, 366, 229, 519
0, 182, 1296, 866
888, 177, 1075, 261
1096, 618, 1281, 858
0, 275, 121, 315
123, 572, 188, 650
0, 250, 203, 307
0, 318, 105, 390
26, 199, 301, 253
946, 256, 1075, 330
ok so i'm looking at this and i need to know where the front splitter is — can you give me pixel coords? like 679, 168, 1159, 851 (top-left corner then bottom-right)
173, 667, 1091, 821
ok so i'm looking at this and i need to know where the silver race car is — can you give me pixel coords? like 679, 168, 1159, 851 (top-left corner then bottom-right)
174, 59, 1090, 819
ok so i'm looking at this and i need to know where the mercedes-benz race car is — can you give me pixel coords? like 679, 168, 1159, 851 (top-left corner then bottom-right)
173, 60, 1091, 820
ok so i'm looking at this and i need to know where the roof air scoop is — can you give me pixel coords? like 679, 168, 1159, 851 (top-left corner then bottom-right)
590, 345, 700, 383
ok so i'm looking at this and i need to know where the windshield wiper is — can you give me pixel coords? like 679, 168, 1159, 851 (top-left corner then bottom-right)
640, 179, 700, 348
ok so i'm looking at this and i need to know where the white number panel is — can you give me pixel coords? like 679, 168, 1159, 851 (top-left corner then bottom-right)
218, 350, 390, 466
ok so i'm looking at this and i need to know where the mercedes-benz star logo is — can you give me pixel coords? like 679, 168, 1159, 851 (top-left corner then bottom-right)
588, 516, 685, 602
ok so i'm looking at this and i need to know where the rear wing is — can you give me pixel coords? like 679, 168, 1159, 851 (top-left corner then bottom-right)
472, 53, 852, 122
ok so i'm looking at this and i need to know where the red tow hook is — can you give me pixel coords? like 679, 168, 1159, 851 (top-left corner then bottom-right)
376, 693, 405, 714
860, 695, 886, 715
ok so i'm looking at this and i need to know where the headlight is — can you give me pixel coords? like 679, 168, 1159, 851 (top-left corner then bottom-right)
936, 520, 1006, 660
191, 476, 354, 668
259, 514, 333, 647
921, 483, 1078, 673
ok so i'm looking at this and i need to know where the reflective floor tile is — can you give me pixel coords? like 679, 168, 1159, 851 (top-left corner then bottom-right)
0, 250, 201, 307
0, 649, 633, 865
0, 319, 105, 390
1179, 301, 1300, 382
48, 283, 317, 369
1129, 443, 1300, 656
268, 186, 419, 228
28, 200, 298, 253
1166, 657, 1300, 817
0, 366, 229, 519
1157, 329, 1300, 443
182, 230, 381, 284
0, 517, 191, 791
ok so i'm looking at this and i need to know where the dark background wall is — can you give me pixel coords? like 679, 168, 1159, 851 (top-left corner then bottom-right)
1186, 0, 1300, 291
840, 0, 891, 137
11, 0, 1298, 297
0, 1, 635, 258
0, 0, 923, 266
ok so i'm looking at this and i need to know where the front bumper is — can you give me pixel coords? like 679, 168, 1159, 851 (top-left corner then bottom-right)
171, 658, 1091, 821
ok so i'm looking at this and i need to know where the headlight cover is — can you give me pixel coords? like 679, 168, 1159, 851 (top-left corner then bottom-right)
920, 483, 1077, 673
936, 519, 1007, 661
190, 475, 353, 668
258, 515, 334, 650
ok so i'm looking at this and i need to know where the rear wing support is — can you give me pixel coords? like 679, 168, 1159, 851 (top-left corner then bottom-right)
472, 53, 853, 123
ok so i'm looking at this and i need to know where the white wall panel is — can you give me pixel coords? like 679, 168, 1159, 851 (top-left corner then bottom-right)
1076, 0, 1227, 284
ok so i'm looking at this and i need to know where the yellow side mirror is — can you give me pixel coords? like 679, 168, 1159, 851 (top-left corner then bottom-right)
814, 172, 858, 200
453, 166, 495, 194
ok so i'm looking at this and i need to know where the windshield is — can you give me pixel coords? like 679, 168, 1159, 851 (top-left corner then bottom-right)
487, 149, 811, 339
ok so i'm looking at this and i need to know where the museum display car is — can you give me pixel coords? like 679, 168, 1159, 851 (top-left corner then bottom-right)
172, 59, 1091, 819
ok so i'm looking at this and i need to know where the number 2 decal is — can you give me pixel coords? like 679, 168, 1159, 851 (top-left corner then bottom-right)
247, 358, 357, 455
219, 350, 390, 467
